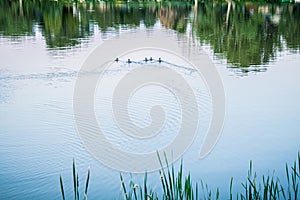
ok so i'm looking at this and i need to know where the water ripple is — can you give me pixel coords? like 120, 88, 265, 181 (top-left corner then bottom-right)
0, 70, 78, 81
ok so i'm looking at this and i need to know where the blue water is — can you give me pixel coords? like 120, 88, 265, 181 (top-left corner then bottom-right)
1, 3, 300, 199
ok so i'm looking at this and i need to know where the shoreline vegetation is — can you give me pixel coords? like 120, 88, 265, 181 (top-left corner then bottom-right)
60, 152, 300, 200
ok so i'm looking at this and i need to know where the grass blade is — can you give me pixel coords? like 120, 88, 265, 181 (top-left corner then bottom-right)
73, 160, 77, 200
120, 174, 128, 200
144, 172, 148, 200
85, 167, 90, 196
60, 175, 65, 200
230, 177, 233, 200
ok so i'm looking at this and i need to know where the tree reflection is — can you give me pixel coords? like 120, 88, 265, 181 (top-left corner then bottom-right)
195, 2, 281, 69
278, 4, 300, 51
159, 3, 190, 33
0, 0, 35, 36
41, 1, 94, 48
0, 0, 299, 73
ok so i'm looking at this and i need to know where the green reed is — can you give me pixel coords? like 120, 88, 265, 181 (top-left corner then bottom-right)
120, 152, 299, 200
60, 160, 90, 200
60, 152, 299, 200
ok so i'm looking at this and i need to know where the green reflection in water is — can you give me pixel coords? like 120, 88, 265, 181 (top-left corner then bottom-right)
194, 2, 300, 69
0, 0, 299, 72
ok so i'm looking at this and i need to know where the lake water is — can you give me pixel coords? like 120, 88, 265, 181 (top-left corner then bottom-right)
0, 1, 300, 199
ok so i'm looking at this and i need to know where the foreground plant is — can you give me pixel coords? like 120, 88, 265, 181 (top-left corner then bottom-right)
60, 160, 90, 200
60, 152, 299, 200
120, 152, 299, 200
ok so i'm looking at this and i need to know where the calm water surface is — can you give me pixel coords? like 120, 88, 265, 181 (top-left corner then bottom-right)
0, 1, 300, 199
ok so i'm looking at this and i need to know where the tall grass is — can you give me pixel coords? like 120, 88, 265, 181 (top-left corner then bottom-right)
237, 153, 300, 200
60, 152, 300, 200
120, 152, 300, 200
60, 160, 90, 200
